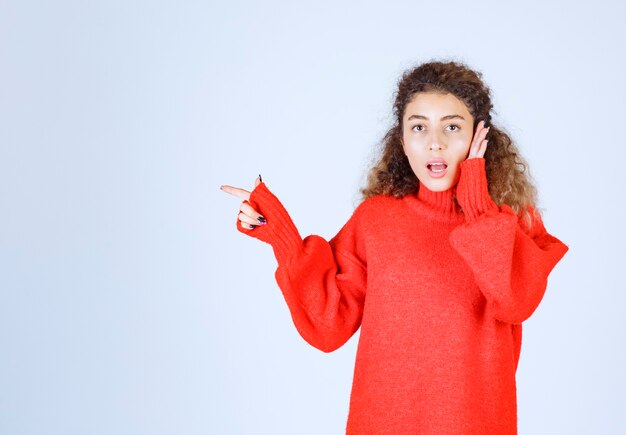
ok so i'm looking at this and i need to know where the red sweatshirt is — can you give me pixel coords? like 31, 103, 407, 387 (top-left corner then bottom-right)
236, 157, 569, 434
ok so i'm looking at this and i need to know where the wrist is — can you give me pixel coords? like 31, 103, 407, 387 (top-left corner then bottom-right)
238, 182, 303, 264
456, 158, 499, 221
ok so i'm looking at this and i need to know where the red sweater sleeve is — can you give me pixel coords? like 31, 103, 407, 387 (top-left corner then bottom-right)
449, 158, 570, 324
236, 182, 367, 352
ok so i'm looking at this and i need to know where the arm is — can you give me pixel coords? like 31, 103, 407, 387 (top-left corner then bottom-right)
236, 182, 367, 352
449, 158, 570, 324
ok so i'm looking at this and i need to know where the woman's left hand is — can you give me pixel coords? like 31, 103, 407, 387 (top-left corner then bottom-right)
466, 119, 490, 159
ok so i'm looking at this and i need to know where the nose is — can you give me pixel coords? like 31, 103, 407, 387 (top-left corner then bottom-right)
429, 132, 446, 151
429, 142, 445, 151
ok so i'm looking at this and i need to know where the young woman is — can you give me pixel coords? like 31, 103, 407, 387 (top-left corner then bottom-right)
220, 60, 569, 434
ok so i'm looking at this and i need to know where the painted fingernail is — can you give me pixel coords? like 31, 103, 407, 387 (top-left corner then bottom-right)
250, 224, 257, 229
257, 216, 266, 224
259, 173, 263, 182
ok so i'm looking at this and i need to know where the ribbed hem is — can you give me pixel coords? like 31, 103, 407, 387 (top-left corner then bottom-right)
247, 182, 303, 265
456, 158, 499, 222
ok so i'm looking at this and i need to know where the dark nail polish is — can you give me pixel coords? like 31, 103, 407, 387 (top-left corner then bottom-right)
250, 224, 257, 229
257, 216, 266, 224
259, 173, 263, 182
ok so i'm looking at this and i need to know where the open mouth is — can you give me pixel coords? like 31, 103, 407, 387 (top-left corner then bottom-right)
426, 161, 448, 178
427, 163, 447, 173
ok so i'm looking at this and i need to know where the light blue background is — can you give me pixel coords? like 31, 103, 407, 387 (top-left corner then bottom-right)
1, 1, 624, 434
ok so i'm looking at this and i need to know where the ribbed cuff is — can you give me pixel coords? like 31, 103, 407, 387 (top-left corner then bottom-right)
236, 182, 303, 265
456, 158, 499, 222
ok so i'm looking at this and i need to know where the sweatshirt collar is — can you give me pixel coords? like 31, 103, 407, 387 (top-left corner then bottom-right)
404, 182, 465, 224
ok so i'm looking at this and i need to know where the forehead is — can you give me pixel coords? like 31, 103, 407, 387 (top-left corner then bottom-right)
404, 92, 472, 120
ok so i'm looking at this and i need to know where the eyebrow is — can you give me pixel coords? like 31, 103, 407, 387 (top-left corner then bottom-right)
407, 114, 466, 121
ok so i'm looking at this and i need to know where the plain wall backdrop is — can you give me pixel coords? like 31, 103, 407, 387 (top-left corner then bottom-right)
1, 0, 625, 434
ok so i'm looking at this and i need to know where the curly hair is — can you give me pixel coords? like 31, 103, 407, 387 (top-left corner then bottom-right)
360, 59, 539, 228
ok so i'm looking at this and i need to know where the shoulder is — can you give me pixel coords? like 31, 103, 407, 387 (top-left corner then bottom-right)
337, 194, 404, 239
500, 202, 546, 238
349, 193, 404, 222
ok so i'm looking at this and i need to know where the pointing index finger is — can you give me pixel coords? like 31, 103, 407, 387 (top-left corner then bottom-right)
220, 184, 251, 201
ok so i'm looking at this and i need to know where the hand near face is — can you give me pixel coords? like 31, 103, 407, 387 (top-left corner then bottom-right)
466, 119, 490, 160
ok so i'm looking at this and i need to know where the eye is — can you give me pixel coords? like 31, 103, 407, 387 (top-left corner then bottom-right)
447, 124, 460, 131
411, 124, 424, 132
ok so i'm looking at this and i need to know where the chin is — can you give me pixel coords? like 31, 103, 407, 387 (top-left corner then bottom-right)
418, 167, 461, 191
418, 177, 453, 192
430, 184, 453, 192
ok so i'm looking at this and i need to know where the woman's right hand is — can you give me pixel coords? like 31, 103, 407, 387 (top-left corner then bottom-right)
220, 175, 267, 230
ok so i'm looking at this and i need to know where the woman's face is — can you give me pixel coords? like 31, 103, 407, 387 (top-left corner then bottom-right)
401, 92, 475, 192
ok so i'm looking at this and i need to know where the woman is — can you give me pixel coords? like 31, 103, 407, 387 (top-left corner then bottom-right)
221, 60, 569, 434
